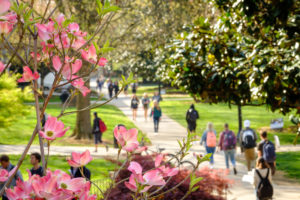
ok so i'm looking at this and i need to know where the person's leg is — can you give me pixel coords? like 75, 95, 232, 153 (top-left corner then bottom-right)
206, 147, 215, 165
268, 162, 276, 176
157, 117, 160, 132
99, 132, 103, 143
224, 150, 230, 169
94, 134, 98, 152
154, 117, 157, 132
244, 149, 251, 171
211, 147, 216, 165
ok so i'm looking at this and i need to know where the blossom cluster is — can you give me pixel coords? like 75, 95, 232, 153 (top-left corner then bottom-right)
125, 154, 178, 193
0, 0, 17, 34
6, 170, 96, 200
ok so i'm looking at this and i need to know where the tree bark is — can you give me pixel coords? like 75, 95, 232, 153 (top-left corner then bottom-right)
73, 78, 92, 139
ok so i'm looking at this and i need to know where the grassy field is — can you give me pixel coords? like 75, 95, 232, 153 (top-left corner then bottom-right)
160, 100, 296, 145
0, 104, 148, 146
133, 85, 190, 98
276, 151, 300, 182
7, 155, 117, 181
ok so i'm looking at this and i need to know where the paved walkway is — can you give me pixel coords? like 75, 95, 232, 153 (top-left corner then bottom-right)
106, 92, 300, 200
1, 89, 300, 199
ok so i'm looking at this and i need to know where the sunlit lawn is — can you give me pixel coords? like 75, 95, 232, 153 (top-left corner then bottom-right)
276, 151, 300, 182
0, 104, 148, 146
160, 100, 296, 145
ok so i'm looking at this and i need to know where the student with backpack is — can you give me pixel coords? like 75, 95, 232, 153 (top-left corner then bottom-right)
92, 112, 107, 152
200, 122, 217, 168
186, 104, 199, 134
258, 131, 276, 175
240, 120, 258, 171
150, 100, 162, 134
218, 123, 237, 175
253, 158, 273, 200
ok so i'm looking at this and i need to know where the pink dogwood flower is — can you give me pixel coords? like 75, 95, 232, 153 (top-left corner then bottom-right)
155, 154, 179, 177
0, 12, 17, 34
0, 0, 10, 15
52, 55, 82, 80
36, 21, 55, 41
0, 61, 5, 73
81, 44, 108, 66
39, 116, 70, 140
17, 66, 39, 83
30, 52, 41, 62
6, 179, 33, 200
114, 126, 139, 152
70, 76, 91, 96
125, 161, 166, 193
67, 150, 93, 168
0, 169, 9, 182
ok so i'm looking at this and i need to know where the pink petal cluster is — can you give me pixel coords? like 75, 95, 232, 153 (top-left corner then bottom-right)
125, 161, 166, 193
52, 56, 82, 80
35, 14, 87, 50
81, 44, 108, 67
113, 126, 140, 152
67, 150, 93, 168
0, 0, 17, 34
39, 116, 70, 140
0, 169, 9, 182
125, 155, 178, 193
6, 169, 96, 200
0, 61, 5, 73
17, 66, 40, 83
71, 77, 91, 97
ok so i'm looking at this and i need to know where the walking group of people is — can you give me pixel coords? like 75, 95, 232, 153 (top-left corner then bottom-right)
130, 92, 162, 134
0, 153, 91, 200
107, 80, 119, 99
198, 118, 276, 200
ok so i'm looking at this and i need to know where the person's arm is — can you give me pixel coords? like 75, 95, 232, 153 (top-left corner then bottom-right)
232, 131, 237, 148
186, 111, 189, 122
196, 111, 199, 119
218, 132, 223, 150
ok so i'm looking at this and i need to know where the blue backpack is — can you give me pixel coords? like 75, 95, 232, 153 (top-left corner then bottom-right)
263, 141, 276, 163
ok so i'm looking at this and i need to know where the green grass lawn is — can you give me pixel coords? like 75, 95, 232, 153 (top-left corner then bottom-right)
7, 155, 117, 181
0, 104, 149, 146
276, 151, 300, 182
133, 85, 189, 98
160, 101, 296, 145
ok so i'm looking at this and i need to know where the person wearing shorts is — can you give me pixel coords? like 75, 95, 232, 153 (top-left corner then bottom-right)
142, 93, 150, 121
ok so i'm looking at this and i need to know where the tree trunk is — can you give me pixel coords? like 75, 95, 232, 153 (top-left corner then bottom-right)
73, 79, 92, 139
238, 104, 242, 134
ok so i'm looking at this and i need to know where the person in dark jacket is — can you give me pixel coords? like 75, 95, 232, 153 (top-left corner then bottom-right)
93, 112, 102, 152
0, 155, 23, 200
114, 81, 119, 98
150, 100, 162, 134
30, 152, 43, 177
70, 166, 91, 180
107, 80, 114, 98
186, 104, 199, 133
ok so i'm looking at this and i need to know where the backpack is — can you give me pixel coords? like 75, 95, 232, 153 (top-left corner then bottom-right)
242, 129, 256, 149
263, 141, 276, 163
206, 131, 217, 147
256, 169, 273, 199
99, 119, 107, 133
223, 131, 236, 150
189, 110, 198, 121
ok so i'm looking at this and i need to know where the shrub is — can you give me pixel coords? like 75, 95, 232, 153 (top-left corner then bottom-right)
105, 154, 232, 200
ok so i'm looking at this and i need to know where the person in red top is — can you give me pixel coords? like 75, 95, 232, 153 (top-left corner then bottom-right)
218, 123, 237, 175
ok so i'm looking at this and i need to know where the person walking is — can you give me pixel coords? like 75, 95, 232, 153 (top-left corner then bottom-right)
131, 94, 139, 121
152, 91, 162, 103
150, 100, 162, 133
142, 93, 150, 121
252, 158, 273, 200
108, 80, 114, 98
114, 81, 119, 99
93, 112, 103, 152
30, 152, 43, 176
131, 82, 138, 94
0, 155, 23, 200
218, 123, 237, 175
186, 104, 199, 134
240, 120, 258, 171
200, 122, 217, 168
257, 131, 276, 175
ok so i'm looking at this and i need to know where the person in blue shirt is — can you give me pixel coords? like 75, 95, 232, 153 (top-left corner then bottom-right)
200, 122, 217, 168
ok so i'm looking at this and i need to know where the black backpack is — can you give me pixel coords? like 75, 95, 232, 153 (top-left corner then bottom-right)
189, 110, 198, 121
242, 129, 256, 148
256, 169, 273, 200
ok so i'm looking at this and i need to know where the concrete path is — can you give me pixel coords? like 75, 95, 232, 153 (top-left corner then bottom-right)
106, 92, 300, 200
1, 88, 300, 199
